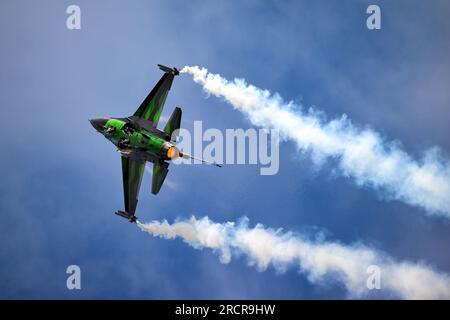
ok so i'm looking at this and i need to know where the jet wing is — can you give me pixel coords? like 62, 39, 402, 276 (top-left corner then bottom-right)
121, 156, 145, 216
133, 65, 178, 127
151, 162, 169, 195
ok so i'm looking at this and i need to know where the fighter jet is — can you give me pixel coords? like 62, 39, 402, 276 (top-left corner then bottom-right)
90, 64, 219, 223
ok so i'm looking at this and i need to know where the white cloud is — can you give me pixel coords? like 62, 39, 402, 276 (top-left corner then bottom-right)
181, 66, 450, 217
138, 216, 450, 299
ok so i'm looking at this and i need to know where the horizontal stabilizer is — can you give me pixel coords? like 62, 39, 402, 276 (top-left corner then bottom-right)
152, 162, 169, 195
164, 107, 182, 140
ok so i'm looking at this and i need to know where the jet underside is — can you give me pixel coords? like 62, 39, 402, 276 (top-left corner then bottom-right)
90, 64, 181, 223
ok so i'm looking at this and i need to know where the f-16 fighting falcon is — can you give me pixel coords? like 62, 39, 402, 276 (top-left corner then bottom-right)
90, 64, 220, 223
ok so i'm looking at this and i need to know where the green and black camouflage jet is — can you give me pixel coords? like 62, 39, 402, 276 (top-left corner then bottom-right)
90, 64, 219, 223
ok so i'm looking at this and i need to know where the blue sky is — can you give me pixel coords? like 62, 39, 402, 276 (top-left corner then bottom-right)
1, 0, 450, 299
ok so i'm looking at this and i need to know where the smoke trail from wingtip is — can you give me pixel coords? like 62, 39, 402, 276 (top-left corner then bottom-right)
137, 217, 450, 299
180, 66, 450, 218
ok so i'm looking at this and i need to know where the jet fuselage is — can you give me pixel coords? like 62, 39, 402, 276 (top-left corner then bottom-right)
90, 117, 180, 162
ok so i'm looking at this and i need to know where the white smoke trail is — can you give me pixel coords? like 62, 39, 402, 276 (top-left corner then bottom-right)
181, 66, 450, 217
138, 217, 450, 299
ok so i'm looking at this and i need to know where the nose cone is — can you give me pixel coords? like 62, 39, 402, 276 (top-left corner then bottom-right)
89, 118, 107, 132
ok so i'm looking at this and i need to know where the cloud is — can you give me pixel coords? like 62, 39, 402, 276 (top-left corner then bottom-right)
181, 66, 450, 218
138, 216, 450, 299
